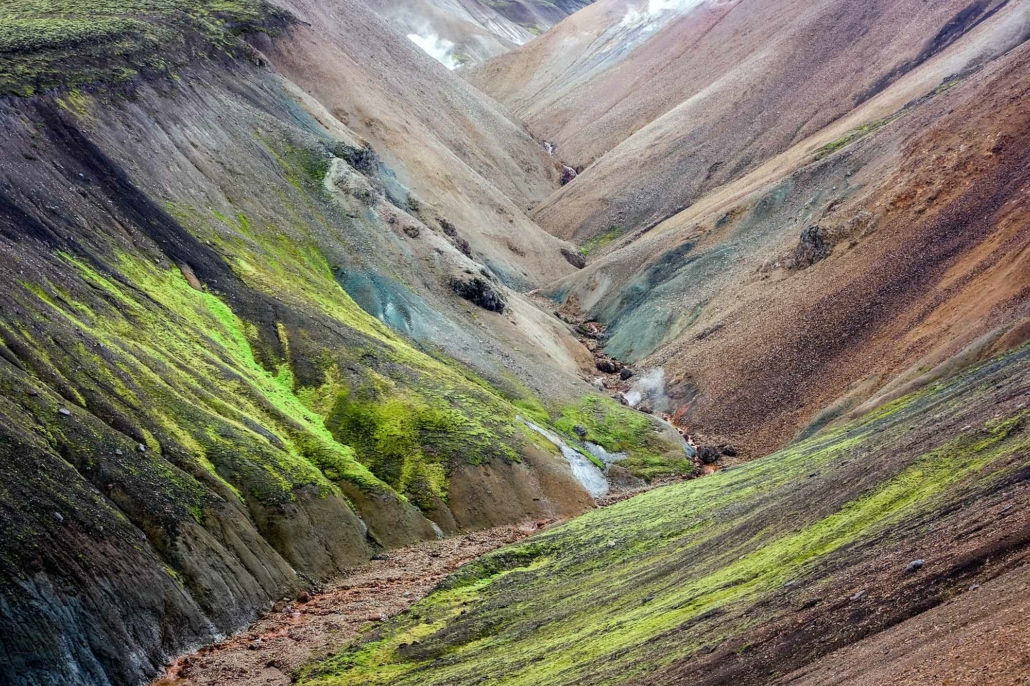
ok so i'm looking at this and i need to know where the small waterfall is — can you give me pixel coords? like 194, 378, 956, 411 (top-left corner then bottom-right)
519, 418, 609, 498
584, 441, 627, 466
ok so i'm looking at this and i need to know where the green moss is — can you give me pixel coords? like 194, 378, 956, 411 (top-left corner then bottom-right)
325, 379, 529, 507
814, 73, 970, 160
47, 253, 390, 504
0, 0, 292, 95
165, 180, 572, 512
297, 348, 1030, 685
579, 225, 624, 256
556, 395, 689, 480
814, 112, 904, 160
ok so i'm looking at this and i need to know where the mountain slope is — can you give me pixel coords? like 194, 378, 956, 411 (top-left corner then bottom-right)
1, 0, 1029, 684
0, 2, 690, 684
545, 36, 1030, 456
299, 332, 1030, 686
257, 0, 583, 289
463, 0, 1030, 456
469, 0, 1029, 242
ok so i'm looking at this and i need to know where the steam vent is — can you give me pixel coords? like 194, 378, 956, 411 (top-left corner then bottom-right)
1, 0, 1029, 684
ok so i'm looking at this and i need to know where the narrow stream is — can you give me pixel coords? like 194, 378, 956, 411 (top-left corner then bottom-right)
519, 418, 610, 498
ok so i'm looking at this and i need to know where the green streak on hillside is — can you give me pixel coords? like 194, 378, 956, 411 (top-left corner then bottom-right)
814, 73, 968, 160
0, 0, 290, 95
579, 225, 624, 256
53, 253, 380, 499
298, 347, 1030, 685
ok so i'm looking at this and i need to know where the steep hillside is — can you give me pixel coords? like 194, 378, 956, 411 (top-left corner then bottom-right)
258, 0, 584, 289
545, 36, 1030, 456
298, 329, 1030, 686
466, 0, 1030, 456
0, 2, 690, 685
469, 0, 1029, 242
2, 0, 1029, 684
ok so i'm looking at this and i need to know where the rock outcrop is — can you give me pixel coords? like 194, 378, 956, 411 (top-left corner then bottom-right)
449, 273, 508, 312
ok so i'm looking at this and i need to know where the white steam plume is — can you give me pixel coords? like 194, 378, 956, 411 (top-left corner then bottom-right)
621, 0, 704, 29
624, 368, 668, 410
407, 32, 459, 70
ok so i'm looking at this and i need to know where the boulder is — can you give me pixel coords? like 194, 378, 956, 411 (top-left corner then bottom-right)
561, 247, 586, 269
449, 274, 506, 312
698, 445, 721, 464
790, 225, 831, 268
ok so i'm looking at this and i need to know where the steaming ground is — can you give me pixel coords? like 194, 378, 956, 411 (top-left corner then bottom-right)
407, 32, 460, 69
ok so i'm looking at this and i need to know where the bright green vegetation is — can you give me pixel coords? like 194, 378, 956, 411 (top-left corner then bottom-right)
0, 0, 291, 95
38, 252, 383, 502
299, 344, 1030, 685
156, 140, 556, 508
25, 233, 546, 513
556, 395, 692, 479
813, 112, 905, 160
814, 73, 969, 160
9, 121, 585, 518
579, 225, 624, 256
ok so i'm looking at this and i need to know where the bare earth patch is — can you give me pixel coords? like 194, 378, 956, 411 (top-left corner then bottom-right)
153, 524, 541, 686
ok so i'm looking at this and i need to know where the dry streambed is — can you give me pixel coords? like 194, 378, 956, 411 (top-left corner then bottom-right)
153, 525, 538, 686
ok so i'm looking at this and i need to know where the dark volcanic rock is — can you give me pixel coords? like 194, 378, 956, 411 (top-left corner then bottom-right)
790, 225, 831, 268
561, 247, 586, 269
619, 368, 634, 380
595, 358, 621, 374
449, 274, 506, 312
560, 165, 578, 185
455, 237, 473, 257
719, 444, 738, 457
698, 445, 721, 464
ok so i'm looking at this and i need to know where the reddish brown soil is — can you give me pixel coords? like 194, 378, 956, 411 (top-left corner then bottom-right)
153, 525, 540, 686
780, 561, 1030, 685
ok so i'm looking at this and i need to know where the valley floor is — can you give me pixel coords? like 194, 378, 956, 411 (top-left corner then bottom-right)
153, 525, 538, 686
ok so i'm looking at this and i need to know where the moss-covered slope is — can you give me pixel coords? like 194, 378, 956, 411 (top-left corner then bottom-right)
0, 1, 658, 682
300, 343, 1030, 685
0, 0, 293, 96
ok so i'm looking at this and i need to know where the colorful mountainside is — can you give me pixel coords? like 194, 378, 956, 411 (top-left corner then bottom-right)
0, 0, 1028, 684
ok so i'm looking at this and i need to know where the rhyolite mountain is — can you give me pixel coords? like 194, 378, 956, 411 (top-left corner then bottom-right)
367, 0, 597, 69
0, 1, 686, 684
469, 0, 1030, 454
1, 0, 1030, 684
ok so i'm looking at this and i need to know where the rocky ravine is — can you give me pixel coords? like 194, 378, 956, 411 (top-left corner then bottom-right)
1, 0, 1029, 684
0, 1, 688, 685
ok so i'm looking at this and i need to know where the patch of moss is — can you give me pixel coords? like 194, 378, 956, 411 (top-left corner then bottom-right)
814, 112, 904, 160
45, 252, 388, 504
556, 395, 690, 480
0, 0, 292, 95
814, 72, 971, 160
579, 225, 624, 256
297, 346, 1030, 685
